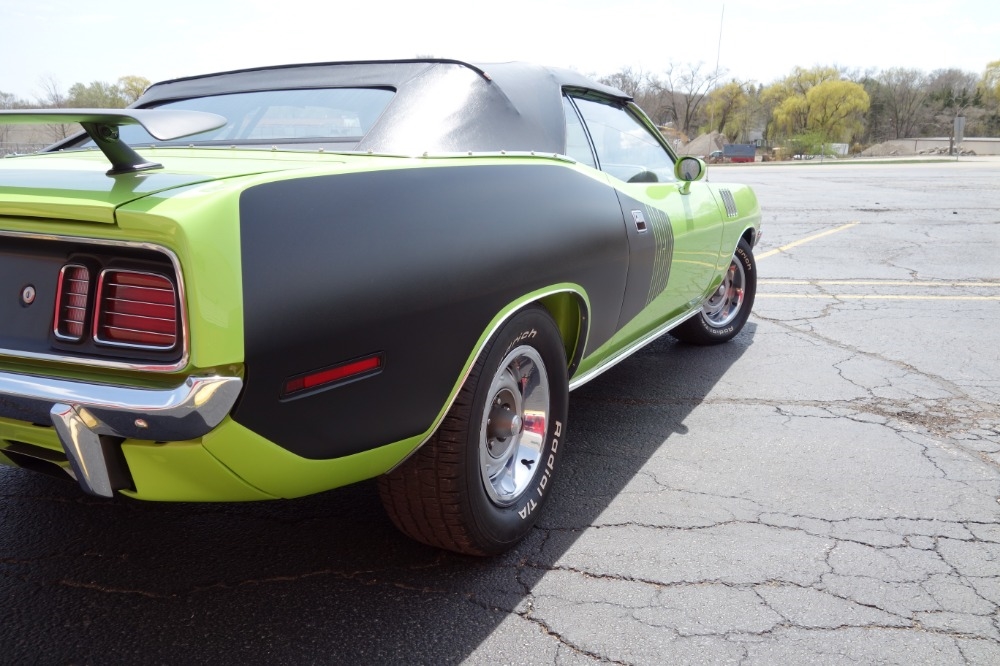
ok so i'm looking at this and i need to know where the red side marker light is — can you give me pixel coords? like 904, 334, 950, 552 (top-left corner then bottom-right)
283, 353, 383, 397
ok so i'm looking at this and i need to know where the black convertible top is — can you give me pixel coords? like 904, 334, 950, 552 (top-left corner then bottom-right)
134, 59, 631, 154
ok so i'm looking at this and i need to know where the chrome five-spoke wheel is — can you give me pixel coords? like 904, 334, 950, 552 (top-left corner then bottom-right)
670, 237, 757, 345
479, 346, 549, 507
701, 255, 746, 327
378, 306, 569, 555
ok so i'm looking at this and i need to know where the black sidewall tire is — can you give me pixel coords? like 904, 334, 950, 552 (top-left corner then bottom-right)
674, 237, 756, 345
463, 308, 569, 554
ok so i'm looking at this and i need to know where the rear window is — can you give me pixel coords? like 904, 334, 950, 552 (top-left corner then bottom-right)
76, 88, 394, 149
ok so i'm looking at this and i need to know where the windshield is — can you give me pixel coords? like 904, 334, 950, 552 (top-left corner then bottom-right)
73, 88, 395, 149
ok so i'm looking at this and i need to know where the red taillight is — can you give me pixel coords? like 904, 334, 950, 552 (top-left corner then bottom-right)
93, 270, 178, 350
53, 264, 91, 341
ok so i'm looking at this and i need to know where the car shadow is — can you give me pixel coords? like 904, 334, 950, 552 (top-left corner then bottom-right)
1, 325, 754, 663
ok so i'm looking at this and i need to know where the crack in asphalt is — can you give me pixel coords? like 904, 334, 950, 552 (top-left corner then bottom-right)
5, 197, 1000, 662
514, 554, 1000, 647
30, 502, 996, 659
513, 561, 631, 664
750, 310, 990, 409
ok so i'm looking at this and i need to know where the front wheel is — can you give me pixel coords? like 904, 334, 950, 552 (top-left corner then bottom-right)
378, 306, 569, 556
671, 237, 757, 345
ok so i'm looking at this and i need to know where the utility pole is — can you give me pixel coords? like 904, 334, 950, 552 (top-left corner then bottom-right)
710, 3, 724, 136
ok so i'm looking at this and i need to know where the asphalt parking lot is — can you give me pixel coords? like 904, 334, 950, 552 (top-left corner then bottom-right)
2, 158, 999, 664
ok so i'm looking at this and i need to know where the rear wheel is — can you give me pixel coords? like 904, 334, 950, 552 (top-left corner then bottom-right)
378, 306, 569, 556
671, 237, 756, 345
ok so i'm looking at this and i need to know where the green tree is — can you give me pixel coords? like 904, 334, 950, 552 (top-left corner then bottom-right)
117, 75, 151, 104
765, 67, 868, 145
762, 66, 841, 105
804, 79, 870, 143
65, 75, 151, 108
703, 80, 748, 139
762, 67, 842, 138
984, 61, 1000, 98
771, 92, 808, 137
67, 80, 128, 107
980, 60, 1000, 135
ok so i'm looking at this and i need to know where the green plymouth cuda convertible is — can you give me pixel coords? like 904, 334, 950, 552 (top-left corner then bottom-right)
0, 59, 760, 555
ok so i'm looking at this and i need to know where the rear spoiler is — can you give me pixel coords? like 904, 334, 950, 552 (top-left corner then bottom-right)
0, 109, 226, 175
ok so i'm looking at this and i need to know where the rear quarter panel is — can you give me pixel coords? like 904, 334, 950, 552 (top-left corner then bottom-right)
232, 158, 631, 461
116, 181, 247, 373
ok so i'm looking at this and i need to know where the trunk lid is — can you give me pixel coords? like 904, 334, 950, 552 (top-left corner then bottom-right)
0, 149, 347, 223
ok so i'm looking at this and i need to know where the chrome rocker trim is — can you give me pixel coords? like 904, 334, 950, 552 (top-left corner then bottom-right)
0, 372, 243, 497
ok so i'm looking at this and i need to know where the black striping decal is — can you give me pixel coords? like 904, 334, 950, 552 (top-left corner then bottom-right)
644, 207, 674, 307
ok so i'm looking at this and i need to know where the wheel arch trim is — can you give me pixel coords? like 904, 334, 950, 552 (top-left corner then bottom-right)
385, 283, 590, 472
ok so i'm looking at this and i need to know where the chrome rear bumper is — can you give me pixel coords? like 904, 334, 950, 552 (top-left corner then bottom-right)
0, 371, 243, 497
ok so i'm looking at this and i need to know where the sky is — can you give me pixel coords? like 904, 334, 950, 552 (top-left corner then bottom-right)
2, 0, 998, 101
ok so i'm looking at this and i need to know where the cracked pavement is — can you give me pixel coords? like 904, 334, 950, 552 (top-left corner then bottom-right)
2, 159, 999, 664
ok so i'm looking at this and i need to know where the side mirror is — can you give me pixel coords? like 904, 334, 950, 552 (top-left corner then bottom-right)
674, 156, 706, 195
674, 156, 706, 182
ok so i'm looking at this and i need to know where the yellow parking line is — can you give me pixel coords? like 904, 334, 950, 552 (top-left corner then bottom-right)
756, 222, 860, 260
760, 279, 999, 288
758, 294, 1000, 301
752, 225, 999, 301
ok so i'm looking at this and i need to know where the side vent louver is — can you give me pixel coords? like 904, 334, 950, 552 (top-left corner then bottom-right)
719, 189, 739, 218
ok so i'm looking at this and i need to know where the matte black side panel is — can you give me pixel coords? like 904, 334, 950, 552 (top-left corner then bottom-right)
234, 164, 628, 459
613, 193, 675, 327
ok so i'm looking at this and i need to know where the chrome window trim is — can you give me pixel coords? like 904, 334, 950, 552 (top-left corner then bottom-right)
0, 230, 190, 372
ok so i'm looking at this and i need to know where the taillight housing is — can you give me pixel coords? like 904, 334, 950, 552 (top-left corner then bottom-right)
52, 260, 183, 360
53, 264, 91, 341
92, 270, 179, 350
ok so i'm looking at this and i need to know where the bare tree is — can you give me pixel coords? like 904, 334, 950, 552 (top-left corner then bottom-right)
596, 67, 674, 128
0, 91, 18, 148
35, 75, 67, 108
926, 68, 984, 136
0, 91, 22, 109
33, 75, 73, 141
655, 62, 725, 136
878, 68, 929, 138
598, 67, 647, 98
